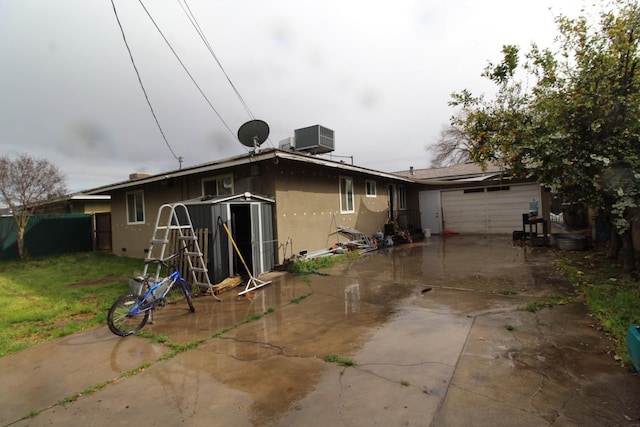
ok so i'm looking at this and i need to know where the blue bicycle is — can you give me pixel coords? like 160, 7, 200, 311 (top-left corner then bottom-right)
107, 251, 195, 336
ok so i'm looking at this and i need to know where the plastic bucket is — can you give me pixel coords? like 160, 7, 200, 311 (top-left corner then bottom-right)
552, 233, 587, 251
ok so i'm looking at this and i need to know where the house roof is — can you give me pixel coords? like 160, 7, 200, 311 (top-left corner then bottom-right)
29, 192, 110, 209
84, 148, 415, 194
393, 162, 508, 184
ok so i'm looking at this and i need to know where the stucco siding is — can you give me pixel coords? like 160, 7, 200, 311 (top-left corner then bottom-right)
111, 181, 185, 258
272, 162, 390, 256
105, 153, 410, 265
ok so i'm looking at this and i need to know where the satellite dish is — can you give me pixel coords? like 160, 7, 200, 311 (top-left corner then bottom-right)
238, 119, 269, 151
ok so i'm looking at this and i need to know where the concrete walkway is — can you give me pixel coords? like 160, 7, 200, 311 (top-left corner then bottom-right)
2, 236, 639, 426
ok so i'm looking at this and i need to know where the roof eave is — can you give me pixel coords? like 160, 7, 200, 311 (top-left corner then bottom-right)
85, 149, 416, 194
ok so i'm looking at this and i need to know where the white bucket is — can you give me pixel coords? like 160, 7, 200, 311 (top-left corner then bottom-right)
423, 228, 431, 238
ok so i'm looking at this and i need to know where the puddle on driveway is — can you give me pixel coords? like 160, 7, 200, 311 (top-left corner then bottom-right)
0, 328, 169, 426
122, 236, 574, 424
331, 236, 559, 293
141, 238, 534, 424
13, 235, 625, 427
279, 304, 472, 426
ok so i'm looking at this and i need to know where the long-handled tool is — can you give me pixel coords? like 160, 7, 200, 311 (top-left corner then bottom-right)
221, 221, 271, 296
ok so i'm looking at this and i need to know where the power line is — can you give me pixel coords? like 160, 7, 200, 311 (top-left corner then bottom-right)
178, 0, 276, 149
179, 0, 255, 120
137, 0, 238, 141
110, 0, 181, 164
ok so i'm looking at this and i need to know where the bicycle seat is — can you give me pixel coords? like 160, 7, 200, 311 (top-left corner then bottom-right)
130, 274, 155, 283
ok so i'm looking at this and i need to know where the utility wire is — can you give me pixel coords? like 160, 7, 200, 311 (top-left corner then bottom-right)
110, 0, 181, 163
179, 0, 255, 120
137, 0, 238, 141
178, 0, 276, 149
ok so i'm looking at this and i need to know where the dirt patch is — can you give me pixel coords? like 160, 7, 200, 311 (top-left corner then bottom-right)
53, 312, 95, 328
67, 275, 127, 287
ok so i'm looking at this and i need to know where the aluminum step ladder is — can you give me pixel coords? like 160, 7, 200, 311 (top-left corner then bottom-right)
143, 203, 220, 300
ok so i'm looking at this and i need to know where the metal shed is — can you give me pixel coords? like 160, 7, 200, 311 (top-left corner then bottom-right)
181, 192, 275, 285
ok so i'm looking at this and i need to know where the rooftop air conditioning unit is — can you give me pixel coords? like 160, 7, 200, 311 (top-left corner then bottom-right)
294, 125, 334, 154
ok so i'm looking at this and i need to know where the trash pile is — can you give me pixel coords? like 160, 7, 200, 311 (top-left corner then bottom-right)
300, 226, 378, 260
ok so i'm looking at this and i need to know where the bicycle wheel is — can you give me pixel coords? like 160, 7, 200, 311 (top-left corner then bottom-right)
180, 281, 195, 313
107, 295, 150, 336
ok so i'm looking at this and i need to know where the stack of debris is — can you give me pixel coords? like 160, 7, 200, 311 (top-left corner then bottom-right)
383, 221, 415, 245
301, 226, 378, 260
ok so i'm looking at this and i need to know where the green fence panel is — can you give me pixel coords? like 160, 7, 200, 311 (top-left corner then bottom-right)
0, 214, 93, 260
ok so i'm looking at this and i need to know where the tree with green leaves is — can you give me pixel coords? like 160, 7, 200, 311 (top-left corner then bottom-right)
0, 153, 67, 259
441, 0, 640, 271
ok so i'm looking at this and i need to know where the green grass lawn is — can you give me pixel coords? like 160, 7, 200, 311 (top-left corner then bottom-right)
557, 248, 640, 367
0, 252, 141, 356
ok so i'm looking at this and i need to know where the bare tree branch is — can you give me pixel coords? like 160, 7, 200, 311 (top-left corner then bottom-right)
427, 124, 473, 167
0, 153, 67, 259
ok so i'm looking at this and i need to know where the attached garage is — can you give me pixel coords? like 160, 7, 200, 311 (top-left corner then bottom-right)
420, 182, 542, 234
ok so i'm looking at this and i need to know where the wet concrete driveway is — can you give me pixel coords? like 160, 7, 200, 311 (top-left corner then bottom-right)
2, 236, 640, 426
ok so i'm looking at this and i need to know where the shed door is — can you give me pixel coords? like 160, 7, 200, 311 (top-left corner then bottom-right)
441, 183, 540, 234
229, 202, 274, 279
257, 203, 274, 274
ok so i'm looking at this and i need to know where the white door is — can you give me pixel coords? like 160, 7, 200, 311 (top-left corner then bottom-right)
419, 190, 442, 234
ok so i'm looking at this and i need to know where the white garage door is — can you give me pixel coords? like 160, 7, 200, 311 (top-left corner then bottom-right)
440, 183, 540, 234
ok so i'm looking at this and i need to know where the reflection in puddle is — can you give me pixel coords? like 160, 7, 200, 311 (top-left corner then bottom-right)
344, 282, 360, 314
122, 237, 564, 424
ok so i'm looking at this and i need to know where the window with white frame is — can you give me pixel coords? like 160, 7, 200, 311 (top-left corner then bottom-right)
365, 180, 377, 197
126, 190, 145, 224
339, 176, 355, 213
398, 185, 407, 210
202, 174, 233, 197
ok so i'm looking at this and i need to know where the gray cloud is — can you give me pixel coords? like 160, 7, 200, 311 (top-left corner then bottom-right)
0, 0, 588, 192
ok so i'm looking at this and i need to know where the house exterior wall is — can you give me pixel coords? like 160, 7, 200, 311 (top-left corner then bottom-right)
110, 180, 183, 257
80, 201, 111, 214
109, 163, 278, 258
34, 200, 111, 215
106, 156, 413, 265
266, 159, 392, 257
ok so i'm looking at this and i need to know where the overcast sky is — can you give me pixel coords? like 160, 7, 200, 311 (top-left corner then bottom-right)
0, 0, 590, 192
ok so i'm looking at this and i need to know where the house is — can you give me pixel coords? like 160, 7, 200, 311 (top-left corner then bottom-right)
394, 162, 547, 235
0, 193, 112, 259
82, 136, 548, 283
12, 193, 113, 252
31, 193, 111, 216
84, 147, 421, 282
